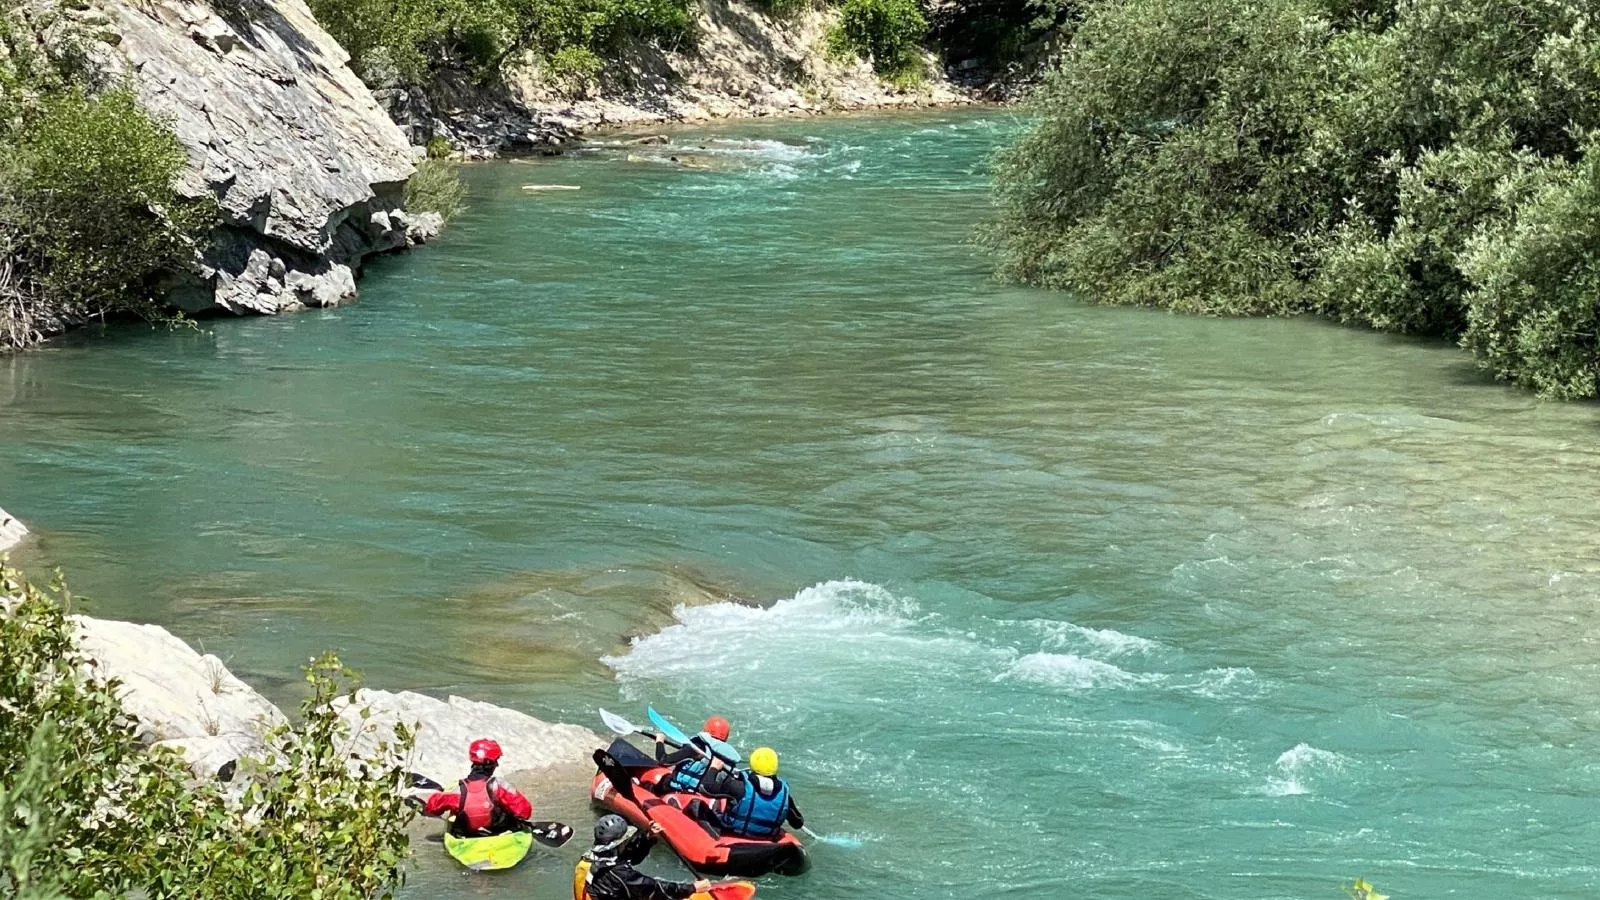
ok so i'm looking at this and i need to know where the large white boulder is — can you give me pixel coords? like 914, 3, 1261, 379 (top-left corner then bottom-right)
336, 689, 601, 788
73, 616, 286, 774
0, 506, 25, 551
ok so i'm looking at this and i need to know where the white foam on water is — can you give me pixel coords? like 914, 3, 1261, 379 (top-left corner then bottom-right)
1000, 652, 1155, 691
697, 137, 817, 164
1029, 619, 1164, 657
603, 579, 969, 688
1181, 666, 1266, 700
1263, 743, 1346, 797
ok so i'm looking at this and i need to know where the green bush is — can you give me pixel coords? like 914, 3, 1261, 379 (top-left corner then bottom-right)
989, 0, 1600, 397
308, 0, 697, 88
0, 8, 213, 350
406, 159, 468, 222
546, 45, 604, 95
0, 564, 415, 899
827, 0, 927, 78
426, 135, 454, 159
755, 0, 811, 19
4, 88, 212, 320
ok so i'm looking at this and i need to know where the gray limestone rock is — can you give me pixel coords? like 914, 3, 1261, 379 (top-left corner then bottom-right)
101, 0, 418, 315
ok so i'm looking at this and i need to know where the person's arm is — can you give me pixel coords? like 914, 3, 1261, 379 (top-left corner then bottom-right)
698, 769, 744, 801
612, 868, 707, 900
493, 782, 533, 821
657, 745, 700, 765
421, 790, 459, 819
785, 795, 804, 829
619, 829, 659, 866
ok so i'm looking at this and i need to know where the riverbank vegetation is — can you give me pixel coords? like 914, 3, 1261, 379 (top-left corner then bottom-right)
307, 0, 698, 88
826, 0, 929, 80
990, 0, 1600, 398
0, 3, 213, 350
0, 564, 413, 899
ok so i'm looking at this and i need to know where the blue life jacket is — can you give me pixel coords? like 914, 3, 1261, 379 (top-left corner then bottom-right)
665, 734, 737, 793
667, 755, 711, 792
721, 775, 789, 839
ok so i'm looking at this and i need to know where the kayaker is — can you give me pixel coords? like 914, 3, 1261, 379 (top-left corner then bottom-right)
685, 747, 803, 840
576, 814, 711, 900
420, 738, 535, 837
651, 715, 736, 793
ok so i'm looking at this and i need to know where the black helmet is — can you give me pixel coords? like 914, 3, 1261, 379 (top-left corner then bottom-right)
593, 814, 628, 846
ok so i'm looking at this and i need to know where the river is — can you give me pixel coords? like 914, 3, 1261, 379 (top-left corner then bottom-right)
4, 109, 1600, 899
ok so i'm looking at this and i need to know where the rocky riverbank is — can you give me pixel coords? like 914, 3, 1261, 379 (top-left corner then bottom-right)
386, 0, 987, 158
98, 0, 436, 317
76, 611, 600, 796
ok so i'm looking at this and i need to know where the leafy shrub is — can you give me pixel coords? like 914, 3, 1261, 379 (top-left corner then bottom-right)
546, 45, 604, 95
309, 0, 697, 88
1459, 146, 1600, 398
426, 135, 454, 159
0, 9, 214, 350
827, 0, 928, 78
406, 159, 468, 222
989, 0, 1600, 397
0, 564, 415, 899
756, 0, 812, 18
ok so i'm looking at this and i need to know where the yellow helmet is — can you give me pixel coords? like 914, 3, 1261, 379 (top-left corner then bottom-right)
749, 747, 779, 777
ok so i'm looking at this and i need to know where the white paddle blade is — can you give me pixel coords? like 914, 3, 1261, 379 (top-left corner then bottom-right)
599, 708, 641, 736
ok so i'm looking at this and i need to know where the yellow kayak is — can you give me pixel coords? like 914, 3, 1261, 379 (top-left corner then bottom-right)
444, 830, 534, 871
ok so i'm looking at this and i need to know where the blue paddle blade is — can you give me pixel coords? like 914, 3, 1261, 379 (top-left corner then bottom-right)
647, 707, 743, 763
646, 706, 692, 746
705, 735, 742, 764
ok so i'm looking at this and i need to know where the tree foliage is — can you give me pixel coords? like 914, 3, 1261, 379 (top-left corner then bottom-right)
0, 564, 415, 899
989, 0, 1600, 397
826, 0, 929, 78
0, 2, 212, 350
307, 0, 697, 86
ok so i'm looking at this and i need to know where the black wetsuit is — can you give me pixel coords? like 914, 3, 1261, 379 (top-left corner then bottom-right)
654, 738, 711, 767
685, 771, 804, 836
585, 833, 697, 900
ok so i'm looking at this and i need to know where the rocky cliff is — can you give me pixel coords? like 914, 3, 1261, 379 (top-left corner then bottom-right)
509, 0, 972, 128
99, 0, 434, 315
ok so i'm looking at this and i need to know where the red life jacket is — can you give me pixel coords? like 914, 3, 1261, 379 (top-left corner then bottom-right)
456, 775, 503, 834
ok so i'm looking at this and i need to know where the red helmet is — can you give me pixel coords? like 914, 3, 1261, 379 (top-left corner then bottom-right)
469, 738, 502, 765
703, 716, 731, 742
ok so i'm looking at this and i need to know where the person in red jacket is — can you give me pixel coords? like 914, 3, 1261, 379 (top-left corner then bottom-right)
420, 738, 534, 837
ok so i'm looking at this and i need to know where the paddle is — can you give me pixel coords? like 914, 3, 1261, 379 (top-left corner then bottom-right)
702, 882, 758, 900
599, 708, 653, 743
648, 706, 741, 763
592, 748, 640, 804
799, 825, 862, 849
405, 772, 574, 848
599, 713, 858, 850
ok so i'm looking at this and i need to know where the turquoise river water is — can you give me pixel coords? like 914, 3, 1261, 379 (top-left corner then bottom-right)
5, 110, 1600, 899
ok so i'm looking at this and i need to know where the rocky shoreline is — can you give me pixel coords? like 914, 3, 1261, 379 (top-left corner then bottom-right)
385, 0, 1003, 159
76, 610, 600, 797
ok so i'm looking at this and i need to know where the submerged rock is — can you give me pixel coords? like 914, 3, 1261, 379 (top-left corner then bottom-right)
0, 506, 26, 551
99, 0, 420, 315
